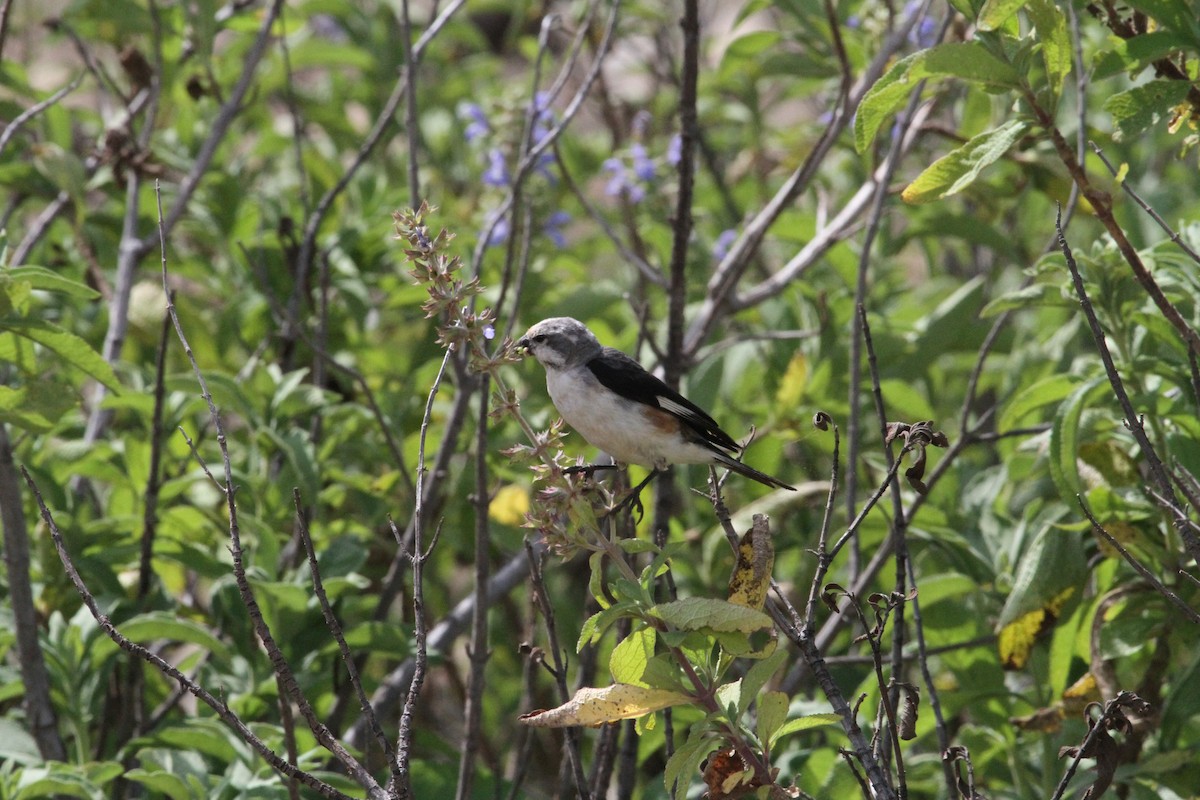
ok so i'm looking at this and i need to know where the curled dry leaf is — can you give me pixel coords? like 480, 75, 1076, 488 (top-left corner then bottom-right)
727, 514, 775, 611
884, 420, 949, 494
519, 683, 691, 728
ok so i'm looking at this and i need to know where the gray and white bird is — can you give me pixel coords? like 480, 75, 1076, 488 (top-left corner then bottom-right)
517, 317, 794, 497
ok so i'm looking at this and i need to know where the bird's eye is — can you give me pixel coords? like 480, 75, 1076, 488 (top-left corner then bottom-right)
532, 334, 547, 343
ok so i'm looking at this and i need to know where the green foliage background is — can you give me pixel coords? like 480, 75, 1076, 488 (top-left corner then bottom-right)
0, 0, 1198, 798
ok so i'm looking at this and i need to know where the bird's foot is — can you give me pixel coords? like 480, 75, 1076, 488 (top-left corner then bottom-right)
602, 469, 661, 523
563, 463, 618, 480
608, 486, 647, 522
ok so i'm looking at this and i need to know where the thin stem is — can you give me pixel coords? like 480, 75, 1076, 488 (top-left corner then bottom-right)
1056, 208, 1200, 564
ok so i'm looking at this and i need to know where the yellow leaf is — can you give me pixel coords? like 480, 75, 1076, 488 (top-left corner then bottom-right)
727, 515, 775, 611
775, 353, 808, 410
1062, 672, 1101, 714
518, 684, 691, 728
489, 483, 529, 526
997, 587, 1074, 670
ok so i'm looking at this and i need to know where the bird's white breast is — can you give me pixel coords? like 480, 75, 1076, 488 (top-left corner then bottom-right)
544, 365, 714, 468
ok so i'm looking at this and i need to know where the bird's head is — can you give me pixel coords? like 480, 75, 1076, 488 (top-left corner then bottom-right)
517, 317, 602, 369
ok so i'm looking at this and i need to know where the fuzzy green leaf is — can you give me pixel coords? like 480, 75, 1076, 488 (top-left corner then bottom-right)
902, 120, 1028, 203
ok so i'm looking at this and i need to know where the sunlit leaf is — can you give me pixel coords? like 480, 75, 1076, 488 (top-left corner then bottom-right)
519, 684, 691, 727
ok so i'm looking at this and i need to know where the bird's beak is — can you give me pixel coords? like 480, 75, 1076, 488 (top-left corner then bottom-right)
516, 337, 531, 356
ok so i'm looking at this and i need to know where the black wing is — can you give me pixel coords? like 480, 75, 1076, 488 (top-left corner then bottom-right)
585, 347, 740, 453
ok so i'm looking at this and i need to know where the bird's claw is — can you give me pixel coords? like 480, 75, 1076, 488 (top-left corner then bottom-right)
563, 464, 618, 480
608, 487, 647, 522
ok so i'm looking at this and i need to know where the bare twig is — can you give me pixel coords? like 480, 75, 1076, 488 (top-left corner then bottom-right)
395, 348, 452, 798
293, 490, 393, 761
21, 467, 356, 800
289, 0, 467, 365
525, 542, 591, 799
663, 0, 699, 387
0, 427, 66, 761
346, 548, 536, 750
804, 417, 840, 625
469, 0, 621, 277
1056, 208, 1200, 565
1089, 142, 1200, 266
684, 4, 929, 353
1030, 96, 1200, 358
155, 183, 386, 799
137, 295, 172, 600
846, 49, 932, 577
0, 74, 83, 158
1078, 497, 1200, 624
400, 0, 422, 207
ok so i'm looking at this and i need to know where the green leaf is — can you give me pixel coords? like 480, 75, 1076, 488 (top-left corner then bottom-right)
0, 379, 76, 432
902, 120, 1028, 203
996, 510, 1087, 631
756, 690, 789, 747
652, 598, 773, 634
1027, 0, 1071, 95
999, 373, 1080, 431
117, 612, 232, 664
715, 678, 742, 717
922, 42, 1021, 86
121, 770, 192, 800
857, 43, 1021, 152
1048, 376, 1106, 500
1124, 0, 1200, 46
855, 52, 923, 153
127, 719, 249, 765
1161, 647, 1200, 747
664, 729, 717, 800
738, 646, 788, 716
3, 266, 101, 299
980, 283, 1068, 316
0, 718, 40, 763
610, 626, 655, 686
769, 713, 843, 747
1094, 32, 1191, 80
0, 317, 121, 391
977, 0, 1029, 31
1103, 80, 1191, 139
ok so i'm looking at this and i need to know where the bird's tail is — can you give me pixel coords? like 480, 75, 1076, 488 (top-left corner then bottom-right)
712, 451, 795, 491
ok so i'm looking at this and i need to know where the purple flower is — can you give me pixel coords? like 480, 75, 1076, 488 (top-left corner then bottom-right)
666, 134, 682, 167
911, 17, 938, 48
630, 144, 656, 181
483, 324, 496, 340
713, 229, 737, 261
483, 148, 509, 186
459, 102, 490, 143
602, 155, 646, 203
486, 217, 510, 247
904, 1, 938, 48
603, 157, 629, 196
544, 211, 571, 247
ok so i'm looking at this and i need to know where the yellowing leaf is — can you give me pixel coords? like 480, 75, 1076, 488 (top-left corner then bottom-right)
518, 684, 691, 728
775, 352, 808, 410
902, 120, 1028, 204
997, 587, 1074, 670
1062, 672, 1101, 714
727, 516, 774, 611
488, 483, 529, 526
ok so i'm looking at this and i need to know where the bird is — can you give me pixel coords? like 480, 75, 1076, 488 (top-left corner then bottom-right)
517, 317, 794, 510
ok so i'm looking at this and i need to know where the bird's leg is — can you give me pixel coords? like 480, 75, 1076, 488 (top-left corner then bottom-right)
563, 463, 619, 480
608, 469, 661, 522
